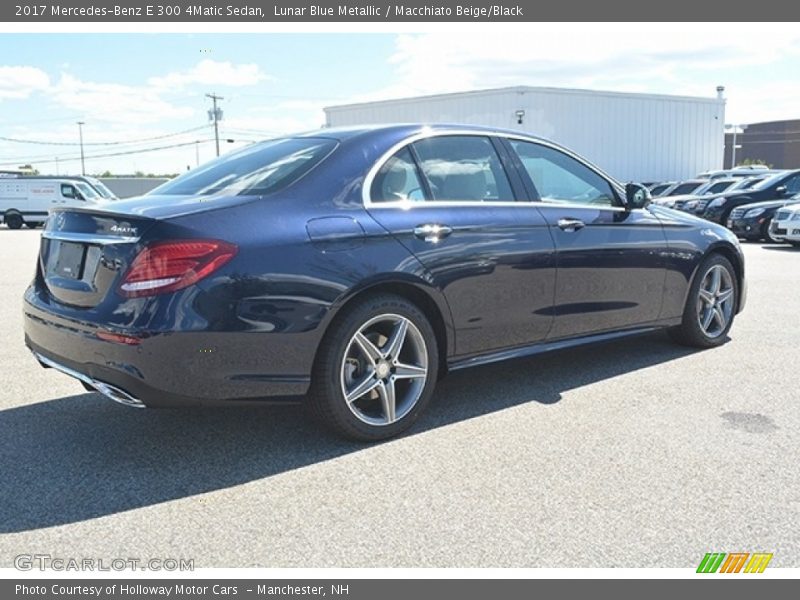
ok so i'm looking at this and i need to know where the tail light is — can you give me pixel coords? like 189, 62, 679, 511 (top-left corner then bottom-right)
119, 239, 237, 298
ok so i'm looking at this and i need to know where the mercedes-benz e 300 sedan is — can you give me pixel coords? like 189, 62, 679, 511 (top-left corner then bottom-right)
24, 125, 746, 440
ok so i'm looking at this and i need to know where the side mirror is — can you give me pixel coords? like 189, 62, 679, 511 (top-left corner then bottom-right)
625, 182, 651, 210
775, 185, 787, 195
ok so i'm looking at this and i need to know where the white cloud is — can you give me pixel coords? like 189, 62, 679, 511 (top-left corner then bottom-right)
50, 73, 194, 124
0, 65, 50, 100
362, 25, 800, 124
149, 59, 269, 89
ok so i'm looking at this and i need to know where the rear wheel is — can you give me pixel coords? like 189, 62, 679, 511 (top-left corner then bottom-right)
308, 294, 438, 441
669, 254, 738, 348
5, 213, 23, 230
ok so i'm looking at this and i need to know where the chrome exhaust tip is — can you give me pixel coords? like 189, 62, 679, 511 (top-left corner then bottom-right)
33, 351, 146, 409
91, 381, 146, 408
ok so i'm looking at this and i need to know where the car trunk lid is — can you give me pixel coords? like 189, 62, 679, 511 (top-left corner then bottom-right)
39, 207, 157, 308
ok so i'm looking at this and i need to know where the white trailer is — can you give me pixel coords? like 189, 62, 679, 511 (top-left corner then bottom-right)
325, 86, 726, 183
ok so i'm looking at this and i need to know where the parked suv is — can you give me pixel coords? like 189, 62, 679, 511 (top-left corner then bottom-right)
702, 170, 800, 224
683, 176, 770, 216
769, 202, 800, 246
727, 194, 800, 243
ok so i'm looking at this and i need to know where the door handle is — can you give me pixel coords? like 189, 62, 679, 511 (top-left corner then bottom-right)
557, 218, 585, 232
413, 223, 453, 242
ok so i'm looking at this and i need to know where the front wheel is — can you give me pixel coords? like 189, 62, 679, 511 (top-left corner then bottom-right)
669, 254, 738, 348
308, 294, 438, 441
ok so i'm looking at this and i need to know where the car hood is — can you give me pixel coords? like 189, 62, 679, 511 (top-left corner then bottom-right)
660, 190, 737, 203
736, 199, 794, 211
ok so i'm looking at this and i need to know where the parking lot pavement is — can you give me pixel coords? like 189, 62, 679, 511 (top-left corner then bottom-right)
1, 228, 798, 568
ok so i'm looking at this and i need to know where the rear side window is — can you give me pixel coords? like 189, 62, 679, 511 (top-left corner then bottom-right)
708, 181, 734, 194
151, 138, 337, 196
649, 184, 670, 195
669, 182, 702, 196
370, 147, 426, 203
412, 135, 514, 202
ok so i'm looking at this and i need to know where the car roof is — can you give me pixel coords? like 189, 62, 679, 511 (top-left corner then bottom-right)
294, 123, 557, 143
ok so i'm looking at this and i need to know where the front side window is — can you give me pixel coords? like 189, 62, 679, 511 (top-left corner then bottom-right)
150, 137, 337, 197
784, 175, 800, 193
60, 184, 76, 199
412, 135, 514, 202
510, 140, 617, 207
75, 182, 99, 200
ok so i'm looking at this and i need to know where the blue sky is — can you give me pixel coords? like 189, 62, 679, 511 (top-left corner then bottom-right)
1, 26, 799, 174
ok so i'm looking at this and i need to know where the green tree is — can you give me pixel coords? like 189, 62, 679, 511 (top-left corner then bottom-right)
737, 158, 772, 168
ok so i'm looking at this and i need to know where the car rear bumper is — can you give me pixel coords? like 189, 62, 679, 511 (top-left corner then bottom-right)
23, 287, 313, 408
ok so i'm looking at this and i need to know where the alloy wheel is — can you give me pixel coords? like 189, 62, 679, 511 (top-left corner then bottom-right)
340, 313, 428, 426
696, 264, 735, 338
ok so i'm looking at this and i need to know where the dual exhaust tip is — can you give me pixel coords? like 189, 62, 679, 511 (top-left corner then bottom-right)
33, 351, 145, 408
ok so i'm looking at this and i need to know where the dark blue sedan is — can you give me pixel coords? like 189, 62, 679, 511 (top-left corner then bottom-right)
24, 125, 746, 440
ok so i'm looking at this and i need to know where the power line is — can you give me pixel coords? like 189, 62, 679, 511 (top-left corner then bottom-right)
0, 139, 217, 168
0, 125, 211, 147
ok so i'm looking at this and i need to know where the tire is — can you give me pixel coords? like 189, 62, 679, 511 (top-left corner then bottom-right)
5, 213, 23, 230
763, 219, 783, 244
791, 242, 800, 248
308, 294, 439, 441
668, 253, 738, 348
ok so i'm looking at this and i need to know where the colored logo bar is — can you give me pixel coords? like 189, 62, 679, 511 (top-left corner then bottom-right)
697, 552, 773, 573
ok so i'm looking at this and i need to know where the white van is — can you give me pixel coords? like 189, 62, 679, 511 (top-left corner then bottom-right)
1, 178, 102, 229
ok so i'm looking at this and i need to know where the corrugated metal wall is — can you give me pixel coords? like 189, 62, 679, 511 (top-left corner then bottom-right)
325, 87, 726, 182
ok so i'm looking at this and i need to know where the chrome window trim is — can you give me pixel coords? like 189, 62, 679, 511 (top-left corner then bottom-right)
362, 128, 627, 211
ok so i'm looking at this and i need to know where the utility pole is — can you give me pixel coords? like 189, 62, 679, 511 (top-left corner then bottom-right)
77, 121, 86, 175
725, 123, 748, 168
206, 93, 223, 157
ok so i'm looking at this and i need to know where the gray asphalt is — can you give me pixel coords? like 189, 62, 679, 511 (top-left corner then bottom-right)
1, 228, 798, 568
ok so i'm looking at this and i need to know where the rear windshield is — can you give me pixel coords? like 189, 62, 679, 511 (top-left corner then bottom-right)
150, 137, 337, 196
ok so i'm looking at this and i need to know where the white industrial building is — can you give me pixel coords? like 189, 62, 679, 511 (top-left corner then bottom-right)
325, 86, 726, 183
